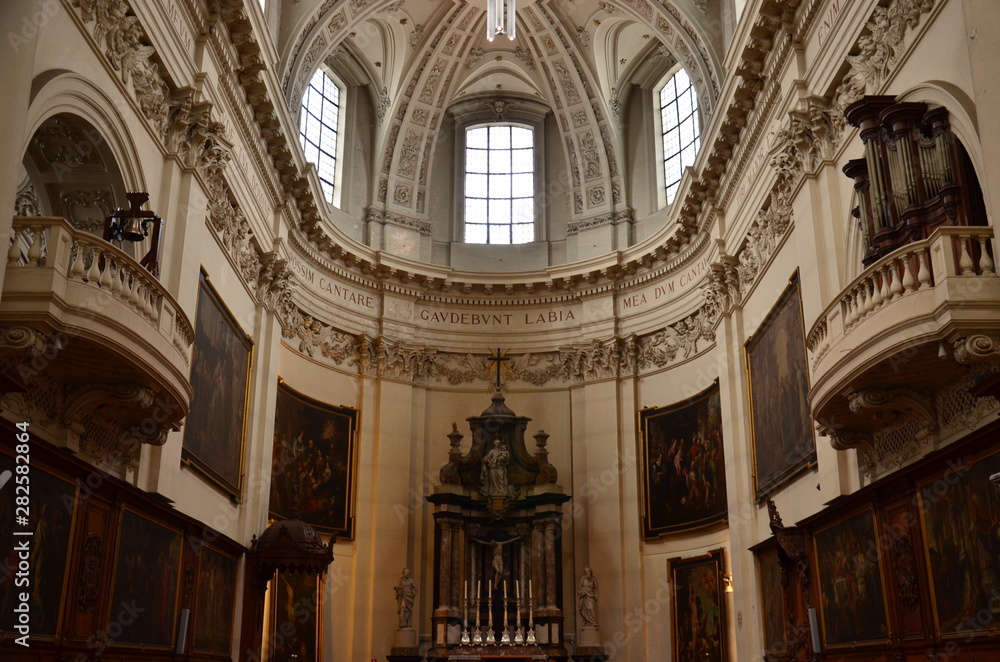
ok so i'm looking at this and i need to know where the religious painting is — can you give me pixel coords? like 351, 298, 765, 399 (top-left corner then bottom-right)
109, 509, 182, 647
269, 381, 357, 538
269, 571, 320, 662
0, 456, 76, 637
918, 448, 1000, 637
756, 545, 785, 655
640, 382, 728, 539
193, 545, 239, 654
745, 272, 816, 500
182, 271, 253, 498
669, 549, 727, 662
813, 508, 889, 647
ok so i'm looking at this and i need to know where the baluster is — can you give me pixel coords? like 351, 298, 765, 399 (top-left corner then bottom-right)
870, 272, 884, 309
889, 260, 903, 298
149, 292, 159, 322
7, 229, 21, 264
71, 241, 85, 279
977, 237, 995, 276
128, 277, 140, 307
110, 260, 123, 296
917, 249, 931, 289
142, 287, 153, 318
119, 269, 130, 300
98, 252, 112, 289
86, 246, 101, 284
26, 227, 42, 266
843, 292, 854, 327
862, 280, 874, 316
901, 252, 916, 293
958, 235, 975, 276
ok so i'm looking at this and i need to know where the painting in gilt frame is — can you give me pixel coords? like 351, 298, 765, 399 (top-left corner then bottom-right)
757, 545, 785, 655
109, 509, 183, 647
640, 381, 728, 538
270, 571, 320, 662
813, 508, 890, 647
193, 545, 240, 654
669, 549, 727, 662
269, 381, 357, 538
918, 448, 1000, 638
745, 272, 816, 500
0, 458, 76, 637
182, 271, 253, 498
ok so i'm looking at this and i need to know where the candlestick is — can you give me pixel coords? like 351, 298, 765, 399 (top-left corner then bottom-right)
514, 596, 524, 644
486, 589, 496, 644
526, 596, 536, 644
473, 594, 482, 645
501, 595, 511, 644
461, 593, 470, 645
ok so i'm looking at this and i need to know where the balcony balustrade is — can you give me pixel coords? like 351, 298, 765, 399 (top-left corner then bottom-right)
807, 226, 1000, 476
1, 216, 193, 469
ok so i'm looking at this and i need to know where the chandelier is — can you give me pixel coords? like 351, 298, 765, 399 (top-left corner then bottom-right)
486, 0, 516, 41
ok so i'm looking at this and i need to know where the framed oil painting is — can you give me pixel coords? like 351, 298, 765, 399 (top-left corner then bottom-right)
640, 381, 728, 539
193, 545, 240, 654
745, 272, 816, 500
269, 380, 357, 538
109, 509, 183, 647
270, 570, 320, 662
918, 448, 1000, 638
182, 271, 253, 498
813, 508, 889, 647
0, 458, 76, 637
756, 545, 785, 655
669, 549, 727, 662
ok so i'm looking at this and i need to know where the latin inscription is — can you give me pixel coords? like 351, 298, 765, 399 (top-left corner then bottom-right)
290, 257, 377, 311
418, 309, 577, 326
618, 259, 709, 314
817, 0, 844, 45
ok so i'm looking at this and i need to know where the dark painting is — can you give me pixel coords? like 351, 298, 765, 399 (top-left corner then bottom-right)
757, 546, 785, 654
109, 509, 182, 647
0, 458, 76, 637
919, 449, 1000, 636
270, 571, 319, 662
182, 272, 253, 497
814, 509, 888, 646
640, 382, 728, 538
193, 545, 239, 654
745, 272, 816, 499
670, 549, 726, 662
269, 381, 356, 538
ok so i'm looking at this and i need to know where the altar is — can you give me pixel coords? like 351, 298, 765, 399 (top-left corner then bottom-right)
420, 384, 571, 662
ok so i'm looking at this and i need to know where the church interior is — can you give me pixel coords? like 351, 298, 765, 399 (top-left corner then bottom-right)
2, 0, 1000, 661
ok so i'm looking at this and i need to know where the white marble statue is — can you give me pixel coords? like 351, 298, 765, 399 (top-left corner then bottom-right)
394, 568, 418, 629
578, 567, 598, 628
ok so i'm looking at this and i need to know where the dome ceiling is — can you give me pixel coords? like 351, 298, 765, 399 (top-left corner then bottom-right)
276, 0, 724, 228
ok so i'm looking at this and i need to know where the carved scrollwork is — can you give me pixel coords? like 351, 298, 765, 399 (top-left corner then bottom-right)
952, 334, 1000, 364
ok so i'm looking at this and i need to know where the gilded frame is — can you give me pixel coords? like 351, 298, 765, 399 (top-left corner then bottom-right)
107, 507, 184, 648
182, 270, 254, 498
744, 271, 816, 501
639, 380, 728, 539
669, 548, 727, 662
917, 447, 1000, 639
812, 506, 891, 649
268, 380, 358, 538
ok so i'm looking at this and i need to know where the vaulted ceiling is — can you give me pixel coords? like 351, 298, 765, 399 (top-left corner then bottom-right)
273, 0, 727, 224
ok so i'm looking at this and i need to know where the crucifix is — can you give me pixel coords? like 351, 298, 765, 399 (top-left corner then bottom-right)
486, 348, 510, 390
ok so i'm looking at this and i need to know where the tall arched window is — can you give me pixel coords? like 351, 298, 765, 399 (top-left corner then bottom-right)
659, 67, 700, 206
464, 124, 535, 244
299, 68, 343, 205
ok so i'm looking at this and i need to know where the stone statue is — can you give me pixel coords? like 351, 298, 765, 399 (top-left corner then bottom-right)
394, 568, 418, 629
578, 567, 598, 628
472, 536, 519, 587
480, 436, 511, 497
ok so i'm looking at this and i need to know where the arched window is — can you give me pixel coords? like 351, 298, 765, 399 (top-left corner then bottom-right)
464, 124, 535, 244
299, 68, 343, 206
658, 67, 700, 206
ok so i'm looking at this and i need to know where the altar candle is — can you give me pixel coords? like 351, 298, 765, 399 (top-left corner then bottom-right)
529, 579, 532, 600
516, 580, 520, 600
489, 579, 492, 598
465, 580, 468, 601
504, 580, 507, 599
477, 580, 481, 599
